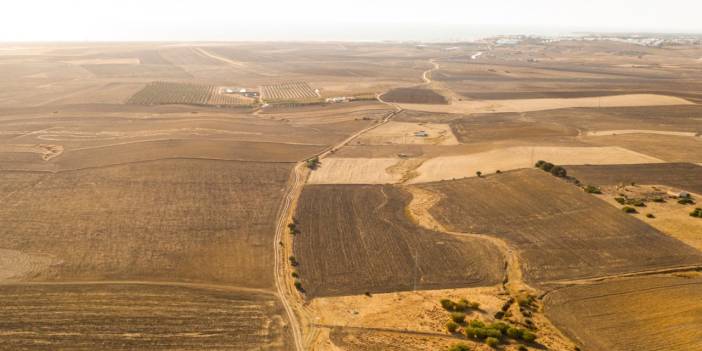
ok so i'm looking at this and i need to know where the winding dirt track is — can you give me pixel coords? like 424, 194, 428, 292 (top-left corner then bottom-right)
272, 99, 402, 350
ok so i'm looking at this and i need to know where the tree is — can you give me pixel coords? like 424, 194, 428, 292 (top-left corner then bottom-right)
550, 165, 567, 177
450, 312, 466, 324
446, 321, 459, 333
440, 299, 456, 311
534, 160, 546, 168
476, 171, 482, 177
521, 331, 537, 342
448, 343, 471, 351
485, 337, 500, 348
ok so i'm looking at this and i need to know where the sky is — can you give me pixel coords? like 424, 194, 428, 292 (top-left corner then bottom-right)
1, 0, 701, 41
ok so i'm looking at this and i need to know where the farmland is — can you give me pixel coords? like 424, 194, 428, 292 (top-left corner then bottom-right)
545, 275, 702, 351
260, 81, 319, 103
0, 283, 289, 351
566, 163, 702, 194
293, 184, 503, 297
2, 38, 702, 351
127, 81, 255, 107
0, 159, 290, 287
416, 169, 702, 285
381, 87, 449, 104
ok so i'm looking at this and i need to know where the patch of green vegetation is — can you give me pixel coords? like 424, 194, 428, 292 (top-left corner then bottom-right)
450, 312, 467, 324
485, 337, 500, 348
679, 197, 696, 205
622, 206, 637, 214
584, 185, 602, 194
306, 156, 320, 170
447, 343, 471, 351
446, 321, 459, 333
691, 208, 702, 218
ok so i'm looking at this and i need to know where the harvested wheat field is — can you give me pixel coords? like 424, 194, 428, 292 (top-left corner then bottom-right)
0, 159, 290, 287
307, 157, 403, 184
416, 169, 702, 285
356, 121, 458, 145
545, 275, 702, 351
396, 94, 692, 114
566, 163, 702, 194
409, 146, 661, 183
0, 283, 290, 350
293, 185, 504, 297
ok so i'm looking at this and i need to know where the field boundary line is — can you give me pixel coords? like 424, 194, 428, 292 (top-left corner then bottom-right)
0, 280, 277, 294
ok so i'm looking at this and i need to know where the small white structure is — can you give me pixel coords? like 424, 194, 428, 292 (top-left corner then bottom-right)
667, 190, 691, 198
414, 131, 429, 137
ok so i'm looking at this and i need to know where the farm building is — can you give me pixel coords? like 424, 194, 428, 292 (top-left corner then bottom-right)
414, 131, 429, 137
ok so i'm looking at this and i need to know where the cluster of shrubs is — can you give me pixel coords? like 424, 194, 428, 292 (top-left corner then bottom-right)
691, 208, 702, 218
679, 196, 696, 205
584, 185, 602, 194
494, 298, 514, 320
534, 160, 567, 178
441, 298, 480, 312
615, 196, 646, 207
306, 156, 320, 170
464, 319, 536, 347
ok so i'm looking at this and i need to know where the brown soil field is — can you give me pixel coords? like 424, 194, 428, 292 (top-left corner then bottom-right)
566, 163, 702, 194
450, 114, 579, 143
0, 159, 289, 288
380, 87, 448, 104
545, 275, 702, 351
581, 133, 702, 163
357, 121, 458, 145
293, 185, 504, 297
0, 283, 290, 350
416, 169, 702, 285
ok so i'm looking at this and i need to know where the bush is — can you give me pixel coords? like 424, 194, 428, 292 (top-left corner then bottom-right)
464, 326, 476, 339
691, 208, 702, 218
469, 301, 480, 309
288, 256, 298, 266
534, 160, 546, 168
518, 346, 528, 351
291, 271, 299, 278
450, 312, 466, 324
469, 319, 486, 328
646, 213, 655, 218
550, 166, 567, 177
485, 328, 503, 339
494, 311, 505, 319
476, 171, 482, 177
448, 343, 471, 351
485, 337, 500, 347
293, 280, 303, 290
622, 206, 637, 214
679, 197, 695, 205
455, 298, 470, 311
440, 299, 456, 311
584, 185, 602, 194
521, 331, 537, 342
446, 321, 459, 333
614, 197, 626, 204
507, 327, 523, 339
488, 322, 509, 333
306, 156, 320, 169
474, 328, 488, 339
541, 162, 554, 172
653, 197, 665, 203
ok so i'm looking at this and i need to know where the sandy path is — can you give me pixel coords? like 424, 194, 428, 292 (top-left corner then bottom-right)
194, 48, 246, 67
586, 129, 701, 137
404, 187, 576, 351
397, 94, 694, 114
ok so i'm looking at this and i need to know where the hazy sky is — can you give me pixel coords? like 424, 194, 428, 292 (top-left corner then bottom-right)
2, 0, 701, 41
